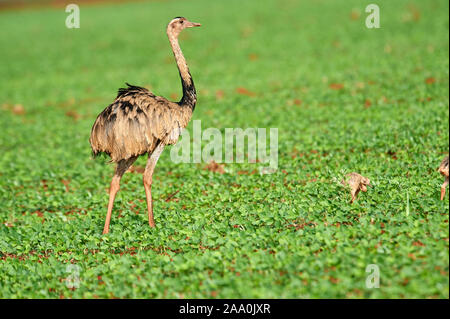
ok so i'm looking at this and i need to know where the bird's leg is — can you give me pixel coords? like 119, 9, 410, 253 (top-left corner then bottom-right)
350, 188, 360, 204
441, 177, 449, 200
103, 156, 137, 234
143, 143, 165, 228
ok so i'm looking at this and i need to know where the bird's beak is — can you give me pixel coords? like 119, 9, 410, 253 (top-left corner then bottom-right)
187, 21, 201, 28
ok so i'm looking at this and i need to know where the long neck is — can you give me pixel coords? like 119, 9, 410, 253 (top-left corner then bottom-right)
168, 32, 197, 110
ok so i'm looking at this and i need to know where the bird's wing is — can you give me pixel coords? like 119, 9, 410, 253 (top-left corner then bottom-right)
439, 156, 449, 176
90, 84, 191, 161
136, 94, 190, 145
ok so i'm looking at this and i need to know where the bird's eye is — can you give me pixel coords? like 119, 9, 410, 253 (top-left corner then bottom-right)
180, 20, 184, 24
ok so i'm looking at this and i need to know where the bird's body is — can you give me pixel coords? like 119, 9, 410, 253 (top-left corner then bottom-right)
438, 155, 449, 200
90, 84, 192, 162
89, 17, 201, 234
341, 172, 371, 204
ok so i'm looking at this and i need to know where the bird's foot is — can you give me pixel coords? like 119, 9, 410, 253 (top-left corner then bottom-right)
148, 215, 156, 228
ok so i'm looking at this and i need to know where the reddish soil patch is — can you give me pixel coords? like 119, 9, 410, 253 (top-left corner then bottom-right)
412, 240, 425, 247
236, 87, 257, 97
425, 77, 436, 85
204, 161, 225, 174
248, 53, 259, 61
41, 180, 49, 191
215, 90, 225, 100
128, 165, 145, 174
65, 110, 80, 121
329, 83, 344, 90
12, 104, 26, 115
287, 219, 318, 231
237, 169, 256, 175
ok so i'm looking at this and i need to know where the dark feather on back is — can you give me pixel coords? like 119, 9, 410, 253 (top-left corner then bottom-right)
117, 83, 151, 99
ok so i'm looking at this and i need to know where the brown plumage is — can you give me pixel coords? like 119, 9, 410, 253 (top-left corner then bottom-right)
341, 172, 371, 204
90, 85, 192, 162
89, 17, 201, 234
438, 155, 449, 200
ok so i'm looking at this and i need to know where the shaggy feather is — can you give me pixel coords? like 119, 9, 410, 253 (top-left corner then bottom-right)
90, 85, 192, 162
439, 155, 449, 177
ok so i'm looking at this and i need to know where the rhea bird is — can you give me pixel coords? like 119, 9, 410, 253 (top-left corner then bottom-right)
89, 17, 201, 234
438, 155, 449, 200
341, 172, 371, 204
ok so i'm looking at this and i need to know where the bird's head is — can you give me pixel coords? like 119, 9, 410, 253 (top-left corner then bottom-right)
360, 177, 371, 192
167, 17, 201, 37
